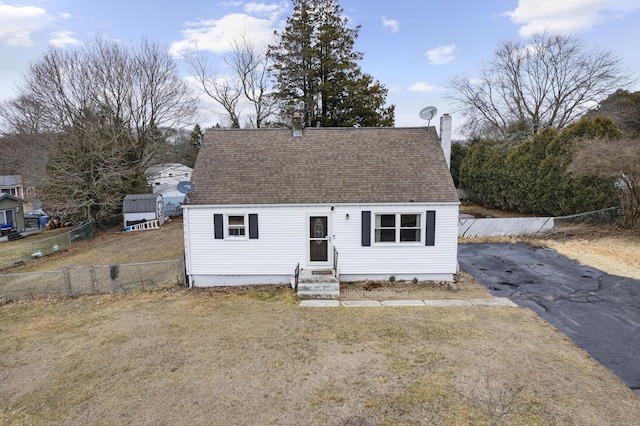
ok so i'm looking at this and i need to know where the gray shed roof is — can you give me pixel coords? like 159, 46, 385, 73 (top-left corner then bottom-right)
123, 194, 161, 213
188, 127, 458, 206
0, 194, 24, 204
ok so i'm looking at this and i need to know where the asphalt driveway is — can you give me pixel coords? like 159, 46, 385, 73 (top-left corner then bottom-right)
458, 242, 640, 395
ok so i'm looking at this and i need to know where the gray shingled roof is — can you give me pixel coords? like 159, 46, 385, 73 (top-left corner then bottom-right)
188, 127, 458, 205
123, 194, 160, 213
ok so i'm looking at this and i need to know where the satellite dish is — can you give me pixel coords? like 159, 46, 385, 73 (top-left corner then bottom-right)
419, 106, 438, 126
177, 181, 195, 194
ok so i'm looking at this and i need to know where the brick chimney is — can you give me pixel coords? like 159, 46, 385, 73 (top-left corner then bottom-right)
439, 114, 452, 169
292, 111, 303, 137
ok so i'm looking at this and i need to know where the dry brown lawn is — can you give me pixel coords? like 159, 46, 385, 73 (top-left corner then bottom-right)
1, 217, 639, 425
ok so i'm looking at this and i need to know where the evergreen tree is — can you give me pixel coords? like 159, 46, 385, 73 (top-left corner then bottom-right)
459, 116, 620, 216
269, 0, 394, 127
588, 89, 640, 137
185, 124, 203, 167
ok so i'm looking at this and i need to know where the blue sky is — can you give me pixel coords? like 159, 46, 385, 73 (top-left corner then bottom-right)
1, 0, 639, 134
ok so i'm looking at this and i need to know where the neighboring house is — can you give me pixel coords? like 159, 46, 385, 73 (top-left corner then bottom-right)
0, 194, 25, 232
122, 194, 165, 232
146, 163, 193, 216
182, 115, 459, 287
0, 175, 24, 199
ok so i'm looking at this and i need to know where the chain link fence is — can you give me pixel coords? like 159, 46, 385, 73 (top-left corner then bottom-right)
554, 207, 621, 226
0, 259, 185, 301
0, 222, 98, 270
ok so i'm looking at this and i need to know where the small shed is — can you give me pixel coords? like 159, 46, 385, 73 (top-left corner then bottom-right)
122, 194, 165, 232
0, 194, 25, 233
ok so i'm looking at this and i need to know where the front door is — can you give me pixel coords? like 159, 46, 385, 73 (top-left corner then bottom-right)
309, 215, 329, 263
5, 209, 14, 228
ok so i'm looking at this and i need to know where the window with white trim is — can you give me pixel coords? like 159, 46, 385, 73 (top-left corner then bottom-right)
374, 213, 421, 243
227, 215, 246, 237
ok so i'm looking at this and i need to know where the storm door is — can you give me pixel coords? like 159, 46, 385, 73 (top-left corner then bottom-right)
309, 216, 329, 263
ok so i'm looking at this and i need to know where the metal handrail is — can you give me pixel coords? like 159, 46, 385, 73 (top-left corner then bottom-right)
333, 247, 338, 277
294, 263, 300, 290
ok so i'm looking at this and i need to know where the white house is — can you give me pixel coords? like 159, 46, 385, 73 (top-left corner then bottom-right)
146, 163, 193, 216
123, 194, 165, 232
182, 115, 459, 287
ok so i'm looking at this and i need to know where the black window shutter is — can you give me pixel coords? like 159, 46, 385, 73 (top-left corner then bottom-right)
361, 211, 371, 246
249, 214, 259, 239
214, 214, 224, 239
426, 210, 436, 246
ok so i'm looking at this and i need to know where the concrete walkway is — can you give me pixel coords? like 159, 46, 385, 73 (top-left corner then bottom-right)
299, 297, 517, 307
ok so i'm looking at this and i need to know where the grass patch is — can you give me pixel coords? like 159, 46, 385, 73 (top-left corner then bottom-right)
392, 372, 451, 404
1, 292, 638, 425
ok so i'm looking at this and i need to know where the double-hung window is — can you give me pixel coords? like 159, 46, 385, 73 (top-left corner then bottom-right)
374, 213, 421, 243
227, 215, 246, 237
214, 213, 258, 240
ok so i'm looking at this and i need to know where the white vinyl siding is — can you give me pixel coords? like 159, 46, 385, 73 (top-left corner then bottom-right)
184, 206, 330, 280
331, 204, 458, 278
183, 203, 459, 286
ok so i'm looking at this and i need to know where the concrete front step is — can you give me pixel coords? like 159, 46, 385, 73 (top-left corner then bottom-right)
297, 282, 340, 300
297, 282, 340, 292
297, 289, 341, 300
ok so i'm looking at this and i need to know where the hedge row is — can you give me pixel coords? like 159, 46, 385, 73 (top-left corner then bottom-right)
458, 117, 621, 216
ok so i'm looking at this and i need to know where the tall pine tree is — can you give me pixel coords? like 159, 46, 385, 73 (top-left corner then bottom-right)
269, 0, 394, 127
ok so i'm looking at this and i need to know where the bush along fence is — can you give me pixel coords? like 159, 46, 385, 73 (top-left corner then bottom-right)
0, 259, 186, 301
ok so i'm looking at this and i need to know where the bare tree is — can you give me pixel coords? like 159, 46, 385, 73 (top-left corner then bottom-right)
0, 95, 57, 192
570, 137, 640, 228
229, 36, 277, 128
185, 35, 276, 128
185, 45, 242, 128
447, 33, 630, 140
41, 109, 135, 222
0, 94, 53, 136
12, 36, 198, 221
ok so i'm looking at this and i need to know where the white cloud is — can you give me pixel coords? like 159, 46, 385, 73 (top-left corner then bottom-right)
0, 3, 49, 46
49, 31, 81, 48
245, 2, 283, 16
425, 44, 456, 65
504, 0, 640, 36
382, 16, 399, 33
409, 82, 436, 92
170, 4, 288, 57
219, 1, 244, 7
